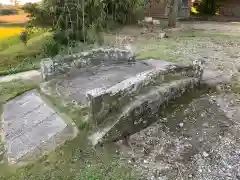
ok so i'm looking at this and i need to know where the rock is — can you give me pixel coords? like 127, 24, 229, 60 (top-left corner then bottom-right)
153, 19, 160, 25
202, 151, 209, 157
158, 32, 166, 39
143, 159, 149, 164
144, 17, 153, 22
2, 90, 77, 165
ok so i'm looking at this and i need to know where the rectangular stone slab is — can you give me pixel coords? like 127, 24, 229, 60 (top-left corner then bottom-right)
2, 90, 74, 164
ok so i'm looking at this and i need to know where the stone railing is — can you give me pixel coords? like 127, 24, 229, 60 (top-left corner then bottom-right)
40, 48, 135, 81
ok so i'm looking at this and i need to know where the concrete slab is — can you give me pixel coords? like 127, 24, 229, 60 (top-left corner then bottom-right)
2, 90, 77, 164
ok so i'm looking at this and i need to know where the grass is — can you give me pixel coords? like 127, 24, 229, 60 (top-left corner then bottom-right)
135, 38, 179, 61
0, 32, 52, 76
0, 81, 36, 104
0, 12, 51, 76
0, 27, 47, 51
0, 81, 138, 180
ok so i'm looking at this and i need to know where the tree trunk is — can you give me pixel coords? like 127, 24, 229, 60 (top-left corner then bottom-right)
168, 0, 179, 28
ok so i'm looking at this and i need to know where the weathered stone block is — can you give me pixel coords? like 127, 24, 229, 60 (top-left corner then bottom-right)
89, 78, 200, 145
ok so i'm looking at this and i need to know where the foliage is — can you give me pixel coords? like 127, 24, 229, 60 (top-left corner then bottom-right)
41, 36, 63, 57
23, 0, 144, 45
0, 32, 51, 75
19, 31, 28, 45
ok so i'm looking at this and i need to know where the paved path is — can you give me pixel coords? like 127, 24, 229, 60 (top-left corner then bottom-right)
0, 70, 41, 83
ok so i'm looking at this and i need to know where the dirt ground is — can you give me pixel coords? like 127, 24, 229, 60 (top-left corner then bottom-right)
113, 21, 240, 180
108, 21, 240, 73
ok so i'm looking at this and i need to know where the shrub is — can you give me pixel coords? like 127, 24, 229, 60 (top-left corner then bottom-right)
41, 36, 63, 57
22, 0, 144, 52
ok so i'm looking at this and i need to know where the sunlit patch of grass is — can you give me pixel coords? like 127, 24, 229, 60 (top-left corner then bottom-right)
0, 81, 36, 104
135, 38, 190, 64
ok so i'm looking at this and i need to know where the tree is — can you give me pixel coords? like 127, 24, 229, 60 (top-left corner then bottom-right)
23, 0, 144, 45
168, 0, 179, 27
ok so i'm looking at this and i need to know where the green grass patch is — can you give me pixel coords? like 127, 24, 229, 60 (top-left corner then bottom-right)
136, 38, 178, 61
0, 81, 36, 104
0, 32, 51, 75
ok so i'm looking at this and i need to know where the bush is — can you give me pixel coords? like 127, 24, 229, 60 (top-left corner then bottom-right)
22, 0, 144, 55
41, 37, 63, 57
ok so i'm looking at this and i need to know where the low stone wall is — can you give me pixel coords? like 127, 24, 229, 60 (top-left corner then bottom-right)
40, 48, 135, 81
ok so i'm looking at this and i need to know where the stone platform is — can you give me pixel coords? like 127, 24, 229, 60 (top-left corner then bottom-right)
39, 48, 203, 146
2, 90, 77, 164
40, 60, 202, 145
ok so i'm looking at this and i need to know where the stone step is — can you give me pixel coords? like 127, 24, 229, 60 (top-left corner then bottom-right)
86, 63, 201, 125
88, 77, 200, 146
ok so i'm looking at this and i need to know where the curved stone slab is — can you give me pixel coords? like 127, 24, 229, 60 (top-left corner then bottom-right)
1, 90, 77, 165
